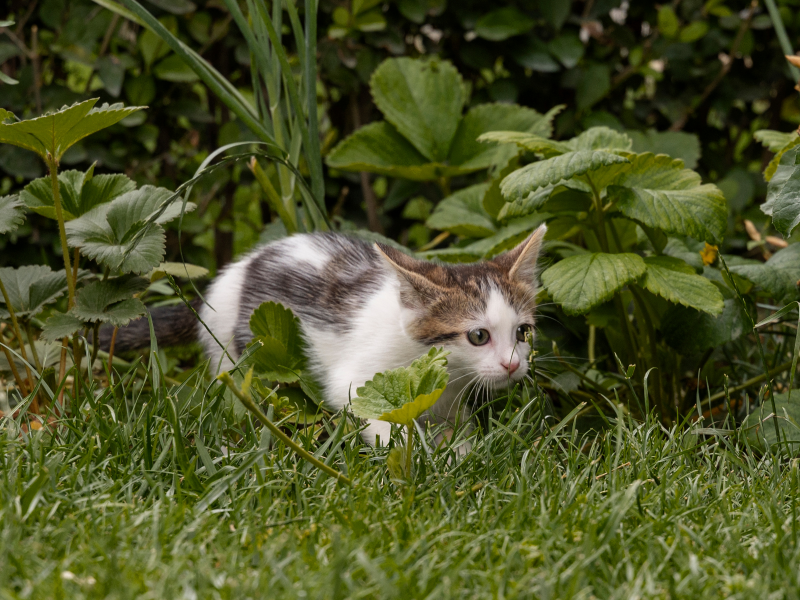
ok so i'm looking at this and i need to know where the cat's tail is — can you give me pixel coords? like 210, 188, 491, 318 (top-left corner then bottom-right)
99, 298, 201, 353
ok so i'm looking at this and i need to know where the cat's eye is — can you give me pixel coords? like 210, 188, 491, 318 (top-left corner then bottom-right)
467, 329, 490, 346
516, 324, 533, 342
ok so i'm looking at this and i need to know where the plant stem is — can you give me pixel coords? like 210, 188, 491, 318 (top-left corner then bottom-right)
630, 285, 663, 413
702, 360, 796, 408
0, 332, 29, 397
217, 372, 352, 486
0, 277, 34, 396
24, 321, 42, 373
46, 155, 75, 307
405, 424, 413, 479
764, 0, 800, 80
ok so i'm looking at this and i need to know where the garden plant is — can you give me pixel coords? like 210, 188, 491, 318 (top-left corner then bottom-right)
3, 0, 800, 597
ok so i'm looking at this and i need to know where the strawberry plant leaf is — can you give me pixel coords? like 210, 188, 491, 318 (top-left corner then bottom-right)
426, 183, 497, 238
0, 266, 70, 319
729, 244, 800, 303
0, 194, 25, 235
501, 151, 630, 202
246, 301, 307, 383
70, 275, 149, 326
40, 312, 85, 343
642, 256, 724, 316
351, 347, 449, 427
662, 296, 749, 353
566, 126, 632, 151
754, 130, 799, 153
769, 165, 800, 238
541, 252, 646, 315
370, 57, 465, 162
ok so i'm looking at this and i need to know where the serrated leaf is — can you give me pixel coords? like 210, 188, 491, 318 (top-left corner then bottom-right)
567, 127, 633, 152
464, 214, 547, 258
763, 146, 799, 217
608, 153, 726, 244
642, 256, 724, 316
769, 165, 800, 237
0, 265, 69, 319
765, 136, 800, 182
729, 244, 800, 303
370, 57, 464, 162
40, 312, 85, 343
448, 104, 562, 171
477, 131, 570, 158
70, 276, 148, 326
541, 252, 646, 315
351, 347, 449, 427
754, 130, 798, 153
246, 302, 307, 383
0, 99, 145, 161
65, 185, 194, 274
662, 297, 749, 353
627, 130, 701, 169
21, 169, 135, 220
501, 151, 630, 202
496, 185, 555, 221
426, 184, 496, 238
0, 194, 25, 234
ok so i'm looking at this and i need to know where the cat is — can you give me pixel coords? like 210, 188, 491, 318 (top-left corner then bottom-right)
103, 225, 547, 447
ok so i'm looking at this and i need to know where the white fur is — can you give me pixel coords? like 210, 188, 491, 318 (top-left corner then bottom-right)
279, 235, 331, 270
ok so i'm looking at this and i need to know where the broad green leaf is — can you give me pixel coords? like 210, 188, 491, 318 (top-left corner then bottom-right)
576, 64, 610, 111
40, 312, 85, 343
464, 214, 547, 258
474, 7, 534, 41
729, 244, 800, 303
662, 297, 749, 353
496, 185, 555, 221
501, 151, 630, 202
449, 104, 563, 170
754, 130, 798, 153
246, 301, 307, 383
0, 266, 69, 319
549, 34, 584, 69
153, 54, 200, 82
743, 392, 800, 455
0, 194, 25, 234
541, 253, 646, 315
65, 185, 194, 274
642, 256, 724, 316
21, 168, 135, 220
149, 262, 209, 281
627, 130, 701, 169
0, 99, 144, 161
762, 146, 799, 216
769, 165, 800, 237
567, 127, 632, 152
608, 153, 726, 244
426, 184, 497, 238
370, 57, 464, 162
0, 71, 18, 85
663, 237, 704, 270
326, 122, 444, 181
351, 347, 449, 427
70, 275, 149, 326
765, 136, 800, 182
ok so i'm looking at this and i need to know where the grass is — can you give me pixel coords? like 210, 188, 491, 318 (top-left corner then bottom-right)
2, 352, 800, 600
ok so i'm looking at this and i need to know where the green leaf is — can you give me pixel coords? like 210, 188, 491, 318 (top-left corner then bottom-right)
765, 136, 800, 182
370, 57, 464, 162
658, 5, 679, 37
729, 244, 800, 303
541, 253, 646, 315
0, 194, 25, 235
0, 99, 145, 161
743, 392, 800, 455
769, 165, 800, 238
65, 185, 194, 274
70, 275, 149, 326
21, 168, 135, 220
576, 65, 610, 111
0, 266, 69, 319
679, 21, 709, 43
501, 151, 630, 202
662, 297, 749, 353
474, 7, 534, 41
548, 34, 584, 69
448, 104, 562, 170
153, 54, 201, 82
754, 130, 798, 153
40, 312, 85, 343
246, 302, 307, 383
326, 122, 442, 181
426, 184, 497, 238
0, 71, 18, 85
351, 347, 449, 427
763, 146, 799, 216
608, 153, 727, 244
627, 130, 701, 170
149, 262, 209, 281
496, 185, 555, 221
642, 256, 724, 316
477, 131, 571, 158
567, 127, 633, 152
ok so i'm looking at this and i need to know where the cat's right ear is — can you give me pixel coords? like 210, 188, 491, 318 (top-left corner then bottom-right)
374, 243, 446, 305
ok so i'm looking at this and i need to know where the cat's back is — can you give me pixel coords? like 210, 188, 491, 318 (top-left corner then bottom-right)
199, 233, 389, 361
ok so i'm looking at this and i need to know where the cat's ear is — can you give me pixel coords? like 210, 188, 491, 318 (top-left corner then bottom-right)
374, 243, 447, 304
493, 224, 547, 283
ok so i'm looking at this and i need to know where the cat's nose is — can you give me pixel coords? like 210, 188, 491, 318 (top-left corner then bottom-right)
501, 359, 520, 374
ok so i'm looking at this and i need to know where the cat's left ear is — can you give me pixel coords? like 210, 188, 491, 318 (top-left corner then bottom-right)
492, 224, 547, 282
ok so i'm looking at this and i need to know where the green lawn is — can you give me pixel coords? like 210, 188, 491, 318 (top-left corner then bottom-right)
2, 364, 799, 600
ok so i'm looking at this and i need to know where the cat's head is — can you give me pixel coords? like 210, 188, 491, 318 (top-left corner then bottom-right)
375, 224, 547, 389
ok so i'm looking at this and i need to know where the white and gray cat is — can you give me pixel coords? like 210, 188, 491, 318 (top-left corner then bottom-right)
104, 225, 547, 446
